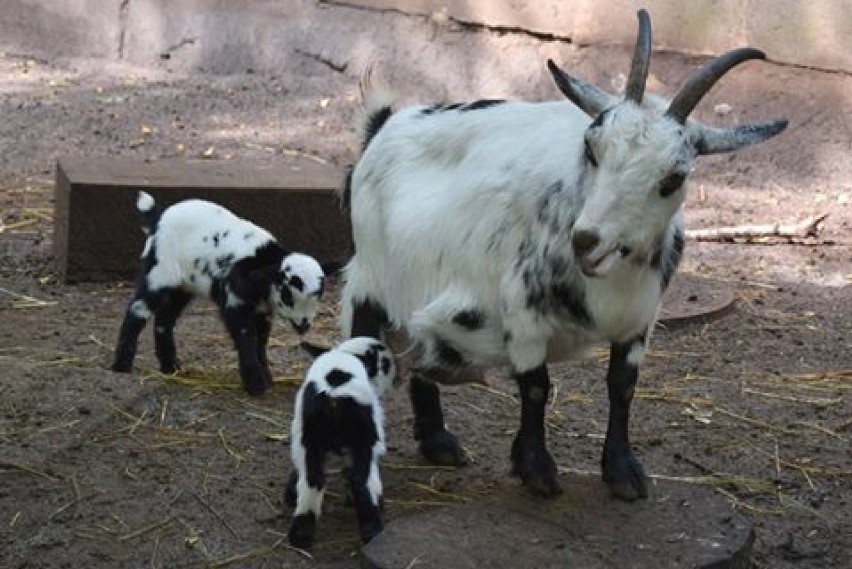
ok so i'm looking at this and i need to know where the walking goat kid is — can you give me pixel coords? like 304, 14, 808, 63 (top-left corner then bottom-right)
286, 337, 396, 548
112, 192, 325, 395
341, 10, 787, 500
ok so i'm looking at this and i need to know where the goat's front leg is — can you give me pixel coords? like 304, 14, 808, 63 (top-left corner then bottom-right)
220, 304, 271, 395
602, 334, 649, 501
112, 288, 162, 372
153, 290, 192, 373
347, 438, 385, 544
511, 363, 561, 497
255, 312, 273, 376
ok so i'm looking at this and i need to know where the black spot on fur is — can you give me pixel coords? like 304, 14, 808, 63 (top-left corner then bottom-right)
421, 102, 465, 115
659, 172, 686, 197
353, 345, 381, 379
452, 309, 485, 330
203, 236, 208, 243
362, 106, 393, 152
289, 274, 304, 293
589, 107, 611, 129
503, 330, 513, 343
212, 233, 220, 247
193, 258, 200, 269
380, 356, 392, 376
216, 253, 235, 271
222, 230, 229, 239
326, 368, 354, 388
230, 242, 285, 277
209, 278, 224, 304
537, 180, 564, 225
660, 228, 685, 290
244, 231, 254, 240
436, 340, 464, 367
552, 282, 592, 325
279, 285, 294, 308
460, 99, 506, 111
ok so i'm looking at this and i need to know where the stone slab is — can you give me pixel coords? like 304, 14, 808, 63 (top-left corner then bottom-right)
659, 273, 736, 328
363, 474, 753, 569
54, 156, 351, 283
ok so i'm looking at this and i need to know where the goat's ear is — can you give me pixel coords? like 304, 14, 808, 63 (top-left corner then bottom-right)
299, 341, 330, 360
693, 119, 788, 155
546, 59, 615, 118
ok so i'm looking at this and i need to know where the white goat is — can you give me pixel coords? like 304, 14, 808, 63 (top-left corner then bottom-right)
112, 192, 325, 395
285, 337, 396, 548
341, 10, 786, 500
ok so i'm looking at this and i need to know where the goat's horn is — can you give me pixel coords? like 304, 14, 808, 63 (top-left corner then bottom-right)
625, 9, 652, 104
666, 48, 766, 124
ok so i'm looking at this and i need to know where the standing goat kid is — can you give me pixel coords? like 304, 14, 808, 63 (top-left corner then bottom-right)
285, 337, 396, 548
112, 192, 325, 395
341, 10, 787, 500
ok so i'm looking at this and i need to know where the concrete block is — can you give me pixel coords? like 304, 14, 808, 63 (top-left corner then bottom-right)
54, 156, 351, 283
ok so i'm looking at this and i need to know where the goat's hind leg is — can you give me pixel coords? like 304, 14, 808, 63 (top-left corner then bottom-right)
220, 303, 269, 395
112, 288, 159, 372
343, 403, 385, 543
601, 334, 649, 501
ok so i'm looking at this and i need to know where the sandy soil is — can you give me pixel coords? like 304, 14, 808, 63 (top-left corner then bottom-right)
1, 2, 850, 568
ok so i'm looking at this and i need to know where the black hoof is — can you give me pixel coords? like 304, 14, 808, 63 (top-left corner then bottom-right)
159, 362, 179, 374
602, 447, 648, 501
288, 513, 316, 549
418, 428, 468, 466
241, 370, 270, 396
359, 518, 384, 544
111, 361, 132, 373
284, 471, 298, 508
511, 435, 561, 497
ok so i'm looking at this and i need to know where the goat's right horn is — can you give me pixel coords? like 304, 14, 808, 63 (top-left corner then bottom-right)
666, 48, 766, 124
625, 9, 652, 104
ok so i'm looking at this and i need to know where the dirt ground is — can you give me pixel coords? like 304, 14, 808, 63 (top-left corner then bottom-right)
1, 2, 850, 568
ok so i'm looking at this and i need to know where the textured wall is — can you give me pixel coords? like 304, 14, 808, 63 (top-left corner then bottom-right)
1, 1, 849, 73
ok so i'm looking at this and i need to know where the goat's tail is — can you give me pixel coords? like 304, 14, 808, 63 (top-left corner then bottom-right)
342, 68, 396, 212
135, 191, 162, 234
356, 67, 396, 154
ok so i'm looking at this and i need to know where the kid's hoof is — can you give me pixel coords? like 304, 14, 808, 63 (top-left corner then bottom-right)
288, 513, 316, 549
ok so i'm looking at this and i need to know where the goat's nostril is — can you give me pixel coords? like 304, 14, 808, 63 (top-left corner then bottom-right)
572, 230, 600, 258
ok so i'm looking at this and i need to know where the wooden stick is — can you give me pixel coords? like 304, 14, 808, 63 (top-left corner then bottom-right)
685, 213, 828, 242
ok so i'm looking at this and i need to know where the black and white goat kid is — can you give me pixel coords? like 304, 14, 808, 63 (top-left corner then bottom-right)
285, 337, 396, 548
341, 10, 787, 500
112, 192, 325, 396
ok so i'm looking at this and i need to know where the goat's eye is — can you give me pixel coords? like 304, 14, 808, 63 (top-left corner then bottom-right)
659, 172, 686, 197
584, 140, 598, 168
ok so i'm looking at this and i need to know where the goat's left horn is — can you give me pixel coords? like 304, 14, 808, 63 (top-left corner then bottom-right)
666, 48, 766, 124
625, 9, 652, 104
